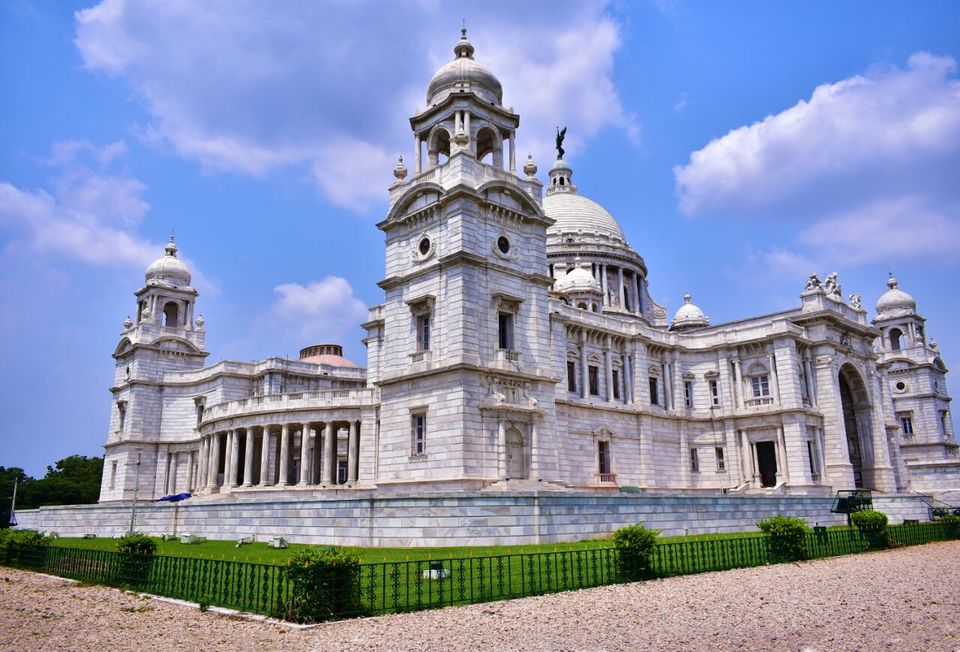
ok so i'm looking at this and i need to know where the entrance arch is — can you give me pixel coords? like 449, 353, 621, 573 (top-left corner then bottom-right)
506, 427, 527, 479
838, 364, 873, 488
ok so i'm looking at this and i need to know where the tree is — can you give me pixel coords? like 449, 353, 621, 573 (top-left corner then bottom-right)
15, 456, 103, 512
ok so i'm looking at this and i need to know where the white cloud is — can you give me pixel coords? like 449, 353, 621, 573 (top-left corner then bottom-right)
674, 52, 960, 266
0, 140, 157, 267
73, 1, 634, 211
264, 277, 368, 346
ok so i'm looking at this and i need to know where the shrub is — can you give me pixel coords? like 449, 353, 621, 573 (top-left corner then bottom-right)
612, 523, 660, 581
939, 514, 960, 540
757, 516, 809, 563
851, 510, 889, 549
282, 547, 361, 623
0, 529, 50, 566
117, 532, 157, 586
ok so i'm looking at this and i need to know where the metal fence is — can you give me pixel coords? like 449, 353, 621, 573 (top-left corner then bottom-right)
2, 521, 955, 622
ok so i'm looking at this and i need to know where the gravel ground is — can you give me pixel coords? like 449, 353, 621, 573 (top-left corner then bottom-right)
2, 541, 959, 651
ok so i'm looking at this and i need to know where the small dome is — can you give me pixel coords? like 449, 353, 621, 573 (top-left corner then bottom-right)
671, 293, 709, 330
876, 275, 917, 318
299, 344, 358, 369
145, 237, 192, 287
554, 258, 602, 295
426, 29, 503, 106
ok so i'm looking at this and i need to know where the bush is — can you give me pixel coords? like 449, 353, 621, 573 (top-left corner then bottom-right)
282, 547, 361, 623
117, 532, 157, 586
851, 510, 889, 549
940, 514, 960, 540
757, 516, 809, 563
0, 529, 50, 566
612, 523, 660, 581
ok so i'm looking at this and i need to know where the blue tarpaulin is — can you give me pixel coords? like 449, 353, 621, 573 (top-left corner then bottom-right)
156, 492, 192, 503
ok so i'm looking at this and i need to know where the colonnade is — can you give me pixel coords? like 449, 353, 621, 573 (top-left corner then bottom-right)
196, 419, 362, 492
592, 263, 643, 314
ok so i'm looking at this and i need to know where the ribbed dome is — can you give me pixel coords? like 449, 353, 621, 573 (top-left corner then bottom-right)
876, 276, 917, 318
299, 344, 358, 369
145, 238, 191, 287
545, 193, 626, 242
671, 293, 709, 330
555, 259, 602, 295
426, 29, 502, 106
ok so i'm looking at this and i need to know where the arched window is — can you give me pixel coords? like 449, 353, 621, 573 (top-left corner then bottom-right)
475, 126, 502, 168
162, 301, 180, 327
427, 128, 451, 169
889, 328, 904, 351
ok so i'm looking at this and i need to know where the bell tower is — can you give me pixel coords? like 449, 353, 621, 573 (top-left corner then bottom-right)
100, 237, 209, 501
367, 30, 560, 490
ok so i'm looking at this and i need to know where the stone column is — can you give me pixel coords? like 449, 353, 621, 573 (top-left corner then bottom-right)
768, 350, 781, 405
260, 426, 271, 486
186, 451, 194, 492
617, 267, 625, 308
223, 430, 234, 488
672, 350, 683, 413
348, 421, 359, 484
623, 349, 633, 405
600, 266, 608, 307
776, 425, 790, 484
679, 422, 690, 487
198, 437, 208, 489
740, 430, 752, 483
414, 134, 421, 175
228, 430, 239, 488
243, 428, 254, 487
299, 423, 311, 485
206, 433, 221, 490
604, 335, 614, 402
324, 421, 336, 484
579, 331, 589, 399
803, 354, 816, 406
508, 131, 516, 173
733, 358, 744, 409
498, 420, 507, 480
635, 275, 643, 314
278, 424, 290, 486
167, 452, 177, 494
662, 363, 673, 410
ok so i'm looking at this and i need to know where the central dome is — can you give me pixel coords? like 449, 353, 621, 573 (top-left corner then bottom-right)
426, 29, 503, 106
544, 193, 626, 242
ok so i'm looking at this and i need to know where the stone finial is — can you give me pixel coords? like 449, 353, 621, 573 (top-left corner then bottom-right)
849, 293, 863, 311
393, 156, 408, 181
123, 315, 133, 329
195, 314, 205, 328
523, 153, 537, 179
804, 273, 821, 292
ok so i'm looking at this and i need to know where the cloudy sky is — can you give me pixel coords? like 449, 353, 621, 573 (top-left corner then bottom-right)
1, 0, 958, 476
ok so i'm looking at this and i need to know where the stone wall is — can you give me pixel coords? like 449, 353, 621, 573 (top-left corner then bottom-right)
15, 492, 932, 547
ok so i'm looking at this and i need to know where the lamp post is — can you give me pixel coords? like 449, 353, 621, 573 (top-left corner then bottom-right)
8, 477, 17, 527
128, 452, 141, 534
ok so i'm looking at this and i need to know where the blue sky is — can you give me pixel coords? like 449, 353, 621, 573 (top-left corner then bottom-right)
1, 0, 958, 477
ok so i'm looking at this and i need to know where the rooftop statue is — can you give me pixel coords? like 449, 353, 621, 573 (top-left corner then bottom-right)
555, 126, 566, 160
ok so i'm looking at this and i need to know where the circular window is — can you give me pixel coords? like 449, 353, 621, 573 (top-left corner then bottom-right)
418, 237, 431, 256
895, 381, 906, 391
497, 236, 510, 254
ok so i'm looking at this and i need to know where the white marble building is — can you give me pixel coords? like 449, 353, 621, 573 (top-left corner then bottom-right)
97, 30, 960, 508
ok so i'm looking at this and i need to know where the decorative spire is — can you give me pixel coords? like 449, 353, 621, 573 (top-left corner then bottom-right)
164, 235, 178, 257
454, 26, 474, 59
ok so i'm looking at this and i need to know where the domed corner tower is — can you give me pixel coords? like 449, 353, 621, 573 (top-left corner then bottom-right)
100, 237, 210, 502
369, 30, 561, 490
873, 274, 958, 469
543, 157, 667, 327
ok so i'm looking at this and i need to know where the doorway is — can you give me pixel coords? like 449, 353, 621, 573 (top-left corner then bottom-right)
756, 441, 777, 487
506, 428, 527, 479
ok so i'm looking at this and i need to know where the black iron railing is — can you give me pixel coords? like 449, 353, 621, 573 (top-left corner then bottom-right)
2, 521, 955, 622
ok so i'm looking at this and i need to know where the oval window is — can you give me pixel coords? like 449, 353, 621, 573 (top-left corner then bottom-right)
418, 237, 431, 256
497, 236, 510, 254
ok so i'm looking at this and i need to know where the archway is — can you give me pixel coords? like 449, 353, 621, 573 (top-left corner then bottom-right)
838, 364, 873, 488
428, 128, 451, 168
475, 126, 502, 168
506, 427, 527, 479
162, 301, 180, 327
889, 328, 904, 350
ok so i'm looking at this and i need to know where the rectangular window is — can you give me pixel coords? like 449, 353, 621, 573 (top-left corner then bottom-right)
709, 380, 720, 406
684, 381, 693, 408
598, 440, 611, 475
417, 313, 431, 350
899, 413, 914, 437
412, 413, 427, 455
588, 366, 600, 396
690, 448, 700, 473
649, 377, 659, 406
117, 401, 127, 432
498, 312, 514, 350
940, 411, 949, 437
566, 360, 577, 393
612, 370, 621, 400
109, 461, 118, 490
337, 460, 348, 485
715, 447, 725, 472
751, 375, 770, 398
195, 403, 204, 426
807, 440, 818, 477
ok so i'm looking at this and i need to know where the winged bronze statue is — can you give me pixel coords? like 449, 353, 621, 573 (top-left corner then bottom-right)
555, 126, 566, 160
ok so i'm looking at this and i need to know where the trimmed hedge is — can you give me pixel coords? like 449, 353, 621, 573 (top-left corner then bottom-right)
758, 516, 808, 562
851, 510, 889, 549
613, 523, 660, 581
282, 547, 362, 623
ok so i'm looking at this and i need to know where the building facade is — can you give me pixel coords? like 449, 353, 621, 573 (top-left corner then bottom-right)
98, 31, 960, 506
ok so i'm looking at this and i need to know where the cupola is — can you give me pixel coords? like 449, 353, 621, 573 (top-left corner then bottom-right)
671, 293, 709, 331
875, 274, 917, 319
145, 237, 192, 288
